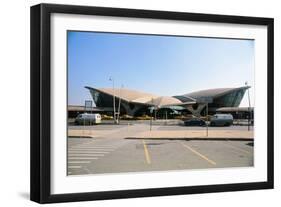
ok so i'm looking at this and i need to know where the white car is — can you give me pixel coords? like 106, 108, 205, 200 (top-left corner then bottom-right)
210, 114, 233, 126
75, 113, 101, 125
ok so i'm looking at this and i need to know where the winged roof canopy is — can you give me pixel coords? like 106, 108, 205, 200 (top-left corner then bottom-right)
85, 86, 250, 115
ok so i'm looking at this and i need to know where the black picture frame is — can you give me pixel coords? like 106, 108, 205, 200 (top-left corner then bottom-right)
30, 3, 274, 204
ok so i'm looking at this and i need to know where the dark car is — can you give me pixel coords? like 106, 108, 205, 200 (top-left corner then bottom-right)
184, 118, 206, 126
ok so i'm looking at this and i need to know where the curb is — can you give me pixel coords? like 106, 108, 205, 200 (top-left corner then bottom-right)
125, 137, 254, 141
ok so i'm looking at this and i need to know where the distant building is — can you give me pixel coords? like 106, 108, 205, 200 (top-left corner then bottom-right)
216, 107, 254, 120
84, 86, 250, 117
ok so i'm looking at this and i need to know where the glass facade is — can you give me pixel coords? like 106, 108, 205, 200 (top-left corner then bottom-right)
89, 90, 114, 108
213, 89, 246, 108
173, 95, 195, 103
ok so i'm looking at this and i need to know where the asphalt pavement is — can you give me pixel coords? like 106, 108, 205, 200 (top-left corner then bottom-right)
67, 122, 254, 175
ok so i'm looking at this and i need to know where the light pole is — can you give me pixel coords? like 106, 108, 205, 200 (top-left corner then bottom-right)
150, 98, 153, 131
197, 97, 213, 137
206, 103, 208, 137
109, 77, 116, 124
117, 84, 123, 124
245, 81, 251, 131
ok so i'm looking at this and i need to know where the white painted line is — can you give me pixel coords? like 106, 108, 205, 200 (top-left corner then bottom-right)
69, 147, 115, 149
68, 149, 115, 152
68, 150, 110, 153
71, 145, 115, 147
79, 145, 115, 147
68, 161, 91, 164
68, 154, 105, 157
68, 166, 82, 169
68, 157, 99, 160
69, 147, 116, 150
69, 148, 114, 150
81, 145, 115, 147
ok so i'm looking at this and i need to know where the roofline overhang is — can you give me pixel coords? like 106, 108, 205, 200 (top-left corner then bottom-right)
85, 86, 250, 107
185, 86, 251, 101
211, 86, 250, 99
85, 86, 132, 103
85, 86, 156, 106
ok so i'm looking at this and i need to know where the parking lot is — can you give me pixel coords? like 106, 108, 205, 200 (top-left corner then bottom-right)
67, 121, 254, 175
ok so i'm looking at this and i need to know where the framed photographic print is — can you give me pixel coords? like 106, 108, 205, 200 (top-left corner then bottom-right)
30, 3, 274, 203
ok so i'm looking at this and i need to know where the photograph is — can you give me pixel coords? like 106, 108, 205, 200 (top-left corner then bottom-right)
29, 3, 274, 203
67, 31, 255, 176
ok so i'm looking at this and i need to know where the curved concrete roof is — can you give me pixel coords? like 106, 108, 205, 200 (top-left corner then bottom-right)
85, 86, 249, 107
146, 96, 183, 107
86, 87, 158, 103
185, 86, 250, 99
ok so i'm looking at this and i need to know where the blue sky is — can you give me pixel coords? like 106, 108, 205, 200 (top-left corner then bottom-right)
68, 31, 254, 107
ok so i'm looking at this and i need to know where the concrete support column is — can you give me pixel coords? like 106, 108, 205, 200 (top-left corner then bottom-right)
186, 104, 206, 117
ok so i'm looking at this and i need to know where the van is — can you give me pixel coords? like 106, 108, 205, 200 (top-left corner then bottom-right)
75, 113, 102, 125
210, 114, 233, 126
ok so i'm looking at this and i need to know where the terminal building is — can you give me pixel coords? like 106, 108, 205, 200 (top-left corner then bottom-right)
83, 86, 251, 118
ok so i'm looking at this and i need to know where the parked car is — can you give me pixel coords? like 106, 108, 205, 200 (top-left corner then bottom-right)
210, 114, 233, 126
184, 118, 206, 126
75, 113, 101, 125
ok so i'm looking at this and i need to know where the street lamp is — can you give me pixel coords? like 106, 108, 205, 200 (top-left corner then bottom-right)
245, 81, 251, 131
150, 98, 154, 131
197, 96, 213, 137
117, 84, 123, 124
109, 77, 116, 124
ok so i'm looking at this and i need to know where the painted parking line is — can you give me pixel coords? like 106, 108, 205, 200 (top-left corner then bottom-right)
142, 140, 151, 164
67, 157, 99, 160
69, 148, 115, 151
68, 166, 82, 169
68, 151, 110, 154
70, 145, 116, 149
68, 161, 91, 164
181, 143, 216, 166
68, 154, 105, 157
69, 148, 114, 151
222, 142, 251, 154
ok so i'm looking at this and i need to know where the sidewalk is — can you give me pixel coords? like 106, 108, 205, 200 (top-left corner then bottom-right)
126, 129, 254, 141
69, 128, 254, 141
